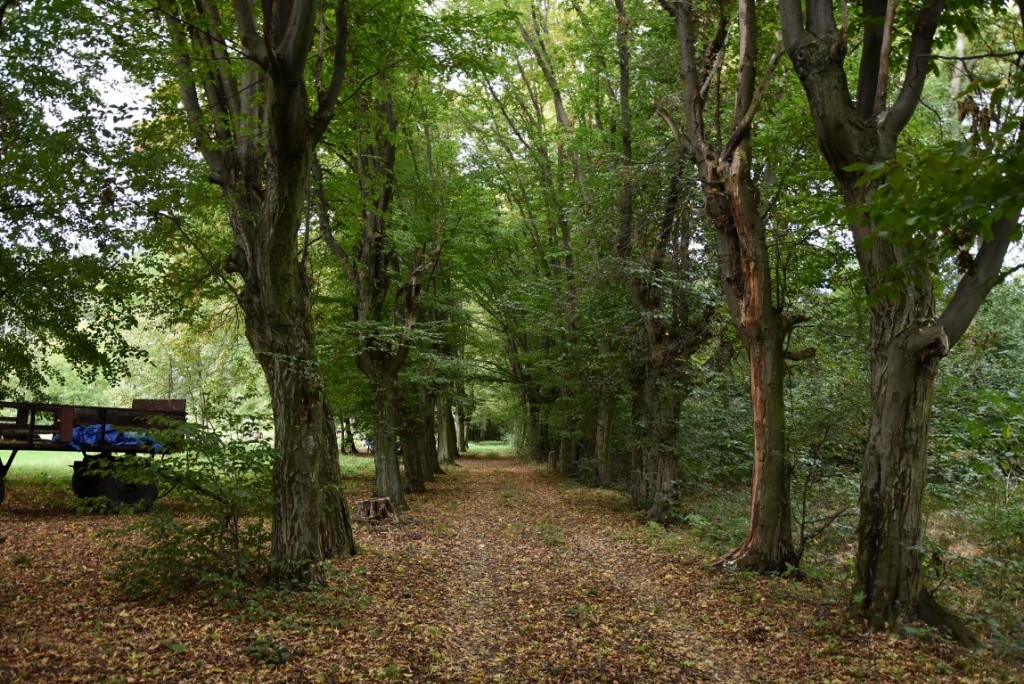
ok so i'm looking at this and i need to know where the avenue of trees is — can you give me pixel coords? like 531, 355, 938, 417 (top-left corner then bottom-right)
2, 0, 1022, 649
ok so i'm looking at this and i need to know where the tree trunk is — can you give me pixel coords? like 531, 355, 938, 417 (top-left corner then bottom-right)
593, 392, 613, 487
629, 366, 682, 522
316, 400, 358, 557
455, 403, 469, 452
367, 373, 407, 509
849, 267, 976, 644
397, 392, 429, 493
436, 395, 459, 464
233, 148, 356, 583
715, 319, 796, 571
341, 417, 359, 454
159, 0, 358, 587
557, 436, 576, 477
424, 393, 444, 475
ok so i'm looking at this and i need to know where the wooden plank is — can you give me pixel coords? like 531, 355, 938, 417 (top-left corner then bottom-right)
59, 406, 74, 443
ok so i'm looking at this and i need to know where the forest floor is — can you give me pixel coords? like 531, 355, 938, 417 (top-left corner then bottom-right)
1, 452, 1021, 683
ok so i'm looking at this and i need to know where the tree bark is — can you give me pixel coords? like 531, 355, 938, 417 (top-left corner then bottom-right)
779, 0, 1014, 640
455, 403, 469, 453
661, 0, 797, 572
437, 395, 459, 464
629, 363, 683, 521
593, 393, 613, 486
715, 312, 795, 570
340, 417, 359, 454
364, 368, 407, 509
161, 0, 357, 585
614, 0, 710, 520
397, 390, 431, 493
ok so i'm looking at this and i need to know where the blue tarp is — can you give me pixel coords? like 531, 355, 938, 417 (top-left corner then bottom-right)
62, 424, 162, 452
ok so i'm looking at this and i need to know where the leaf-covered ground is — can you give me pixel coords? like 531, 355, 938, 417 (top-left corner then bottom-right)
1, 453, 1021, 682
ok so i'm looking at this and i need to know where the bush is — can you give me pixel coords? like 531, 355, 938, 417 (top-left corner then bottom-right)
111, 418, 274, 602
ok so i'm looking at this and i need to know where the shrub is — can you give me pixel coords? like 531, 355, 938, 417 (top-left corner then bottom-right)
111, 418, 274, 601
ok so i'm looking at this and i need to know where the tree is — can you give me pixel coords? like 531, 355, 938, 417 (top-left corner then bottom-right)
657, 0, 800, 569
153, 0, 356, 584
606, 0, 715, 521
0, 0, 144, 396
779, 0, 1023, 638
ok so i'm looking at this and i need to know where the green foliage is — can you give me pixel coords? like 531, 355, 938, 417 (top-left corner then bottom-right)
245, 634, 296, 666
0, 0, 149, 395
112, 420, 274, 602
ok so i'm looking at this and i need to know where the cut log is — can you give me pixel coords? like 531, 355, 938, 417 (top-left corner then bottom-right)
355, 497, 399, 523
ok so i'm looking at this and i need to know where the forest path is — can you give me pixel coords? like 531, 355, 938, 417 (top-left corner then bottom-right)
0, 453, 1004, 682
355, 455, 736, 682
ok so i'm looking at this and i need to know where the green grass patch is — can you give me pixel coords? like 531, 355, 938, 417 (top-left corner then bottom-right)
466, 441, 509, 456
2, 450, 375, 483
2, 450, 79, 482
338, 454, 376, 480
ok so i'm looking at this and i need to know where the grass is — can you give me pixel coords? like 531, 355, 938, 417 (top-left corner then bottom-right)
466, 441, 510, 456
2, 450, 80, 481
2, 450, 376, 484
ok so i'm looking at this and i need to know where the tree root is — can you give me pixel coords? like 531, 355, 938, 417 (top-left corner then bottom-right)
713, 537, 798, 575
917, 588, 981, 649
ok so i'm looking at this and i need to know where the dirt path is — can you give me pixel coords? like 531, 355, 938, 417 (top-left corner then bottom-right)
0, 455, 1016, 682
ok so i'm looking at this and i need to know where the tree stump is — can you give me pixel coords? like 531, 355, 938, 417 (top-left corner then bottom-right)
355, 497, 399, 523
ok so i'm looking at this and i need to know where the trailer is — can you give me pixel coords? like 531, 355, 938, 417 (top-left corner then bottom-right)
0, 399, 186, 507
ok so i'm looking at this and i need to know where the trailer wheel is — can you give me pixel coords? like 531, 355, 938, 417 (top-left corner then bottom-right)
72, 458, 157, 508
71, 460, 105, 499
108, 479, 158, 508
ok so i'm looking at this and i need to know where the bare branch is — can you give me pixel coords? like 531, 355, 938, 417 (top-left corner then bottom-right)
881, 0, 944, 136
160, 0, 227, 177
872, 0, 899, 116
723, 47, 783, 160
779, 0, 807, 51
938, 213, 1018, 349
311, 0, 348, 143
231, 0, 269, 66
311, 157, 349, 265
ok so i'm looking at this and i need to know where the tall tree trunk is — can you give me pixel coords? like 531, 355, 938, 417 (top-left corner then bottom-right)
366, 370, 407, 509
437, 395, 459, 464
628, 349, 683, 521
424, 392, 444, 475
716, 314, 795, 570
779, 0, 1017, 640
661, 0, 797, 571
397, 391, 429, 493
855, 289, 938, 629
455, 403, 469, 452
233, 131, 356, 584
593, 392, 613, 486
161, 0, 357, 587
317, 400, 358, 557
341, 418, 359, 455
557, 435, 577, 476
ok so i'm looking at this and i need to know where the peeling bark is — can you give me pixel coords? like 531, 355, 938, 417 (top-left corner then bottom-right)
662, 0, 797, 571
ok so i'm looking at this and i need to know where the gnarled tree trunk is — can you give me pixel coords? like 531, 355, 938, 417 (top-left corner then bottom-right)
161, 0, 357, 585
661, 0, 798, 572
780, 0, 1017, 639
629, 358, 683, 521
